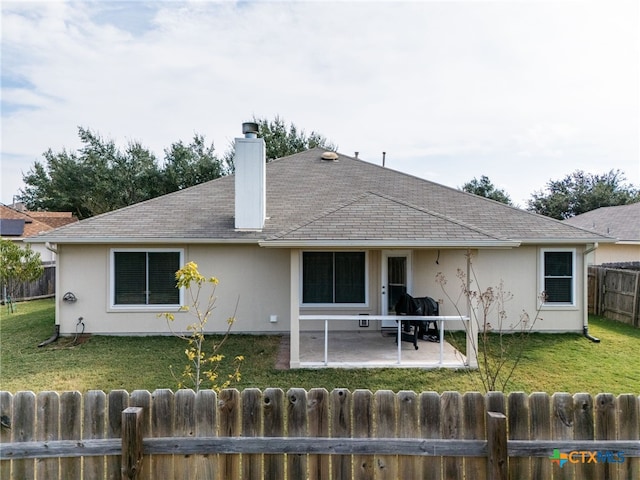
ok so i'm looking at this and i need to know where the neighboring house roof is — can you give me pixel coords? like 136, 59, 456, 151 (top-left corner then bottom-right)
0, 205, 54, 238
32, 148, 613, 247
28, 211, 78, 229
563, 202, 640, 243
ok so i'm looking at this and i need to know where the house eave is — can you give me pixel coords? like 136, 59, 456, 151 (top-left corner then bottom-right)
259, 239, 521, 249
517, 237, 617, 245
24, 236, 261, 245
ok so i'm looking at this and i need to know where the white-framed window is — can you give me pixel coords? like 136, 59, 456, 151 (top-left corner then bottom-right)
301, 251, 367, 305
540, 248, 576, 306
110, 249, 183, 308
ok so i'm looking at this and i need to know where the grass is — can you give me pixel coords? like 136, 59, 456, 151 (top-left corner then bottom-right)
1, 298, 639, 394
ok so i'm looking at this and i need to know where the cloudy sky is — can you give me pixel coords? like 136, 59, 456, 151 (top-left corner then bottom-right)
2, 0, 638, 207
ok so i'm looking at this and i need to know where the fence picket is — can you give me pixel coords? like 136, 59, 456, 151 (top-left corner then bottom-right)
574, 392, 595, 480
330, 389, 352, 480
374, 390, 398, 480
36, 391, 59, 480
617, 394, 639, 480
508, 392, 530, 480
130, 390, 152, 480
441, 391, 463, 480
60, 391, 81, 480
308, 388, 329, 480
263, 388, 284, 480
107, 390, 129, 479
242, 388, 263, 480
353, 389, 373, 480
82, 390, 106, 480
287, 388, 308, 480
419, 391, 441, 480
173, 389, 195, 480
218, 389, 240, 478
552, 393, 575, 480
595, 393, 617, 480
463, 391, 487, 480
397, 390, 419, 479
0, 391, 12, 479
193, 389, 218, 479
529, 393, 551, 480
151, 389, 174, 479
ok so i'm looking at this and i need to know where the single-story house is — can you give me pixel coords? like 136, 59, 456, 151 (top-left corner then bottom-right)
563, 202, 640, 265
30, 123, 614, 367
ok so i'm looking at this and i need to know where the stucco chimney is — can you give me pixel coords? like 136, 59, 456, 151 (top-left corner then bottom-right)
234, 122, 266, 230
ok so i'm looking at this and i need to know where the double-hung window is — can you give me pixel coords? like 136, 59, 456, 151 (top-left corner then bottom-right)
111, 249, 183, 307
541, 249, 575, 305
302, 251, 366, 304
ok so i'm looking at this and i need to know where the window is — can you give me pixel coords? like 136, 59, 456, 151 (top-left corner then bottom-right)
302, 251, 366, 304
541, 249, 575, 305
111, 250, 182, 307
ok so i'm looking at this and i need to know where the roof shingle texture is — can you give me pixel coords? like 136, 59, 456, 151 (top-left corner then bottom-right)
563, 202, 640, 241
37, 148, 612, 244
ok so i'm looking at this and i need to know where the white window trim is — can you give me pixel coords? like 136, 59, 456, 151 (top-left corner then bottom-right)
539, 248, 576, 308
109, 248, 184, 310
300, 250, 369, 307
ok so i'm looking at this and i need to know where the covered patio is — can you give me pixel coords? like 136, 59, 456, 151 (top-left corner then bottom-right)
299, 329, 467, 368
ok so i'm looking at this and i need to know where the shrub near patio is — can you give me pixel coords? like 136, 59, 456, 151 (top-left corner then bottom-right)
1, 299, 639, 394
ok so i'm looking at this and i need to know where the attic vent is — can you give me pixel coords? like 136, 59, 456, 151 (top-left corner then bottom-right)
321, 151, 338, 161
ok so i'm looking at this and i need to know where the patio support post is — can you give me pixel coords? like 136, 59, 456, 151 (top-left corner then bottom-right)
290, 249, 301, 368
465, 251, 479, 368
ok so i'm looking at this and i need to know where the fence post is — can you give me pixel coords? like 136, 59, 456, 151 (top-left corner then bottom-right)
486, 411, 507, 480
122, 406, 144, 480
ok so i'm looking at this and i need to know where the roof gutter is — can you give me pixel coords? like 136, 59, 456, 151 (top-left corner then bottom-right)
26, 237, 262, 245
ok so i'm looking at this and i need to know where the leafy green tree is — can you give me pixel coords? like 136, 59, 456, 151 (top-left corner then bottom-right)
224, 115, 336, 171
461, 175, 513, 205
162, 134, 225, 191
527, 169, 640, 219
20, 128, 226, 219
0, 239, 44, 309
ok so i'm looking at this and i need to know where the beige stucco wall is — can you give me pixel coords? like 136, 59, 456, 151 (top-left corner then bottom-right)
55, 243, 588, 336
55, 243, 291, 335
592, 243, 640, 265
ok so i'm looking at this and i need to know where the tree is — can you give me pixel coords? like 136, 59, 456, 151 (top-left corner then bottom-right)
20, 128, 225, 219
0, 239, 44, 310
162, 134, 225, 191
527, 169, 640, 220
160, 262, 243, 392
461, 176, 513, 205
224, 115, 336, 171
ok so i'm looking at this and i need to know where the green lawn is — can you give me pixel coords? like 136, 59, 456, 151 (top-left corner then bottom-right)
1, 298, 638, 394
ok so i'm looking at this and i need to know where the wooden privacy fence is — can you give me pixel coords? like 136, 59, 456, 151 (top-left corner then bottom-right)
0, 389, 638, 480
589, 266, 640, 327
3, 263, 55, 303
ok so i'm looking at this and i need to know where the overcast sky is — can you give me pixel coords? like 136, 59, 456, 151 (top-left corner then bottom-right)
2, 0, 639, 208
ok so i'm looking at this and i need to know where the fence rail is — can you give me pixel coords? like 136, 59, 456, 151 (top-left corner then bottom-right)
0, 389, 638, 480
589, 265, 640, 327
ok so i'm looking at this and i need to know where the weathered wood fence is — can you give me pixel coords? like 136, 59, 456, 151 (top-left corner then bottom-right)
0, 389, 638, 479
2, 263, 55, 303
589, 266, 640, 327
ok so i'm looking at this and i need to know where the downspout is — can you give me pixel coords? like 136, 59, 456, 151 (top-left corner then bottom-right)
582, 243, 600, 343
38, 242, 60, 347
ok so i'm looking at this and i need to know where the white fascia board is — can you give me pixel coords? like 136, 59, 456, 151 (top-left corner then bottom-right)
259, 239, 520, 249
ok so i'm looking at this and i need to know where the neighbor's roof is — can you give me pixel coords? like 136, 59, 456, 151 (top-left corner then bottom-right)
563, 202, 640, 242
0, 205, 54, 238
31, 148, 613, 247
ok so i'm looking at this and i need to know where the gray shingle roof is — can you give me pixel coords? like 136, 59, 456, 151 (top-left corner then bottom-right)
35, 148, 613, 246
563, 202, 640, 242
